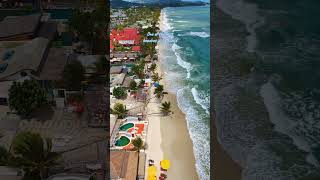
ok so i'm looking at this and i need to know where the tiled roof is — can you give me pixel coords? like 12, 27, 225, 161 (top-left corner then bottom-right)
110, 150, 138, 180
110, 28, 141, 49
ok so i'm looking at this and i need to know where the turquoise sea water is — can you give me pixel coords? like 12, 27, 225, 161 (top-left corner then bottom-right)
159, 5, 210, 180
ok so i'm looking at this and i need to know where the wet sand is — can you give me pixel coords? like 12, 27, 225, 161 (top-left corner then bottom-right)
160, 93, 199, 180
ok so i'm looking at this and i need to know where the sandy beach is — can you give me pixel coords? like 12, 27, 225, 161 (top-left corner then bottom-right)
160, 92, 199, 180
145, 63, 198, 180
212, 117, 242, 180
144, 10, 200, 180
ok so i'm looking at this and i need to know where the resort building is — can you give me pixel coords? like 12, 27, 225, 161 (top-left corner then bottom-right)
0, 14, 41, 41
110, 28, 141, 52
110, 150, 138, 180
0, 37, 50, 82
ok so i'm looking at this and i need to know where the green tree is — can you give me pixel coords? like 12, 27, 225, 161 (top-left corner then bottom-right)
9, 80, 47, 117
0, 146, 12, 166
69, 9, 94, 42
111, 103, 128, 119
131, 64, 144, 79
11, 132, 61, 180
160, 101, 171, 116
151, 72, 162, 83
131, 137, 145, 152
112, 87, 127, 99
129, 80, 137, 91
150, 63, 157, 72
139, 79, 145, 88
62, 60, 85, 91
154, 85, 164, 99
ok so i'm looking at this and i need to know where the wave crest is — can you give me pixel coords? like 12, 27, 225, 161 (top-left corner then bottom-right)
188, 31, 210, 38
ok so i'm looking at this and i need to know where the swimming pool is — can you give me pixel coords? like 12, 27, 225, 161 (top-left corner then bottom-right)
119, 123, 134, 131
125, 116, 139, 121
46, 9, 72, 20
114, 136, 130, 147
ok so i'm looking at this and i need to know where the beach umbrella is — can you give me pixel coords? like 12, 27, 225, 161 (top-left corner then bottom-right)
148, 166, 157, 176
147, 175, 157, 180
160, 160, 171, 170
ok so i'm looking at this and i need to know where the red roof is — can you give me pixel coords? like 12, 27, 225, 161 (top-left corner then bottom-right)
110, 28, 141, 49
132, 46, 140, 52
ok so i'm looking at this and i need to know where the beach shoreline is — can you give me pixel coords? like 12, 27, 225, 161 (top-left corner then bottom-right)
158, 59, 199, 180
143, 11, 199, 180
144, 54, 198, 180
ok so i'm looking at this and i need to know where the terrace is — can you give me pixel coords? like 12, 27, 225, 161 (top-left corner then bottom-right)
110, 118, 148, 150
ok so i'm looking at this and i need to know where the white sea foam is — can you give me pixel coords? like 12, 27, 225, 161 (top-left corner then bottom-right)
191, 87, 210, 114
160, 8, 210, 179
177, 88, 210, 180
171, 43, 192, 79
160, 10, 172, 32
216, 0, 264, 52
176, 20, 188, 23
260, 82, 318, 166
188, 31, 210, 38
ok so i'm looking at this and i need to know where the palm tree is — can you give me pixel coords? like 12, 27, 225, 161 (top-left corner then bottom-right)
111, 103, 128, 119
11, 132, 61, 180
131, 137, 145, 152
160, 101, 171, 116
131, 64, 144, 79
154, 85, 164, 99
151, 73, 162, 83
150, 63, 157, 72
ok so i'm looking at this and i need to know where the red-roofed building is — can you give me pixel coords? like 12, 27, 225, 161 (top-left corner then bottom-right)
132, 46, 140, 52
110, 28, 141, 52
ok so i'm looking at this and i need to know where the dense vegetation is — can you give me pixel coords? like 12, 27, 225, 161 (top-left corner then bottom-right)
9, 80, 48, 117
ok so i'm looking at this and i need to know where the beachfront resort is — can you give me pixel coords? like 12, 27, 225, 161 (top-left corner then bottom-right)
109, 7, 174, 180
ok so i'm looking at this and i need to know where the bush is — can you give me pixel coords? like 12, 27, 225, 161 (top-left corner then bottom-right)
129, 80, 137, 90
9, 80, 48, 117
112, 87, 127, 99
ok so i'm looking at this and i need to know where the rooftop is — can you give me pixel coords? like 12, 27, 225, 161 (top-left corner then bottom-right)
0, 14, 41, 39
110, 28, 141, 49
110, 150, 138, 180
0, 37, 49, 80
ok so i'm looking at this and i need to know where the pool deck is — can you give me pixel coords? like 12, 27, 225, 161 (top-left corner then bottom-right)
110, 120, 148, 150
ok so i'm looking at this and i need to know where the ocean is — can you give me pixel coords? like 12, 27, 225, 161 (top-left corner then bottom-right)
215, 0, 320, 179
159, 5, 210, 180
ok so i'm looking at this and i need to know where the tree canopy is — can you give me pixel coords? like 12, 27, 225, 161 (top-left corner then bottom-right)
0, 132, 61, 180
131, 137, 145, 152
112, 87, 127, 99
9, 80, 47, 117
160, 101, 171, 116
111, 103, 128, 119
62, 60, 85, 91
